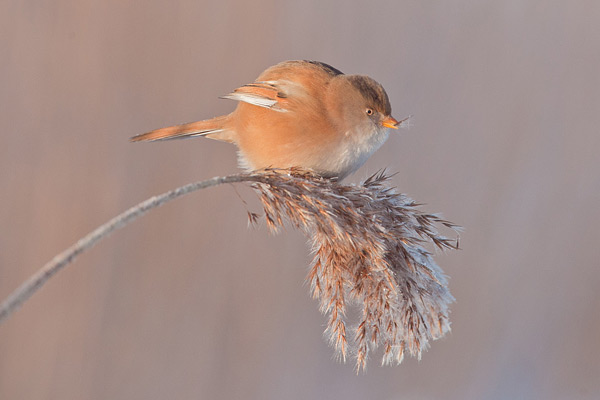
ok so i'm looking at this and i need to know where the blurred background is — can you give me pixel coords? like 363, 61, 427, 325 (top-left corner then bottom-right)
1, 1, 599, 399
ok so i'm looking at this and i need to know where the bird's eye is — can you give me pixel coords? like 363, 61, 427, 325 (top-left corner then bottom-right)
366, 108, 373, 116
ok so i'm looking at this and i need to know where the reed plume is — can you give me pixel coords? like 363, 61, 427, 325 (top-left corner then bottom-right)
0, 168, 458, 373
249, 168, 459, 371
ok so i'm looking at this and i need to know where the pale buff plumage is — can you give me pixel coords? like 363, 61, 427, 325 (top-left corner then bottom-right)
131, 60, 404, 180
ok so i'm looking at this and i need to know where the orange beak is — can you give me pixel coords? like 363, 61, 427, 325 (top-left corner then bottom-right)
381, 116, 400, 129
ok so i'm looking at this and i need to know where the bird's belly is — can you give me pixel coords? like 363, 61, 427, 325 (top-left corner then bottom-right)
232, 105, 336, 170
231, 103, 388, 179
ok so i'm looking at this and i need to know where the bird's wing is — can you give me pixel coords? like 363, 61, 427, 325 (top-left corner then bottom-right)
220, 81, 292, 112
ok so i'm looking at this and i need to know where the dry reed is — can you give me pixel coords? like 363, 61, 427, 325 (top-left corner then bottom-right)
0, 168, 458, 373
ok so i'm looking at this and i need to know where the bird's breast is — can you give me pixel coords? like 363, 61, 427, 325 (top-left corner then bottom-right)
230, 98, 387, 180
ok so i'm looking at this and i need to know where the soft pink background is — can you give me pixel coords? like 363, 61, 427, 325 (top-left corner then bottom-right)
1, 1, 599, 399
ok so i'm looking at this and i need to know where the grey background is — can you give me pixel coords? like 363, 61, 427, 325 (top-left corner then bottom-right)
1, 1, 599, 399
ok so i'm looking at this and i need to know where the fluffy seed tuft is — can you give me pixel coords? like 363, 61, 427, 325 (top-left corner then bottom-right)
245, 168, 459, 372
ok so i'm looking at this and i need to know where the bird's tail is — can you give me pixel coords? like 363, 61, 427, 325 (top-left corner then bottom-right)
131, 115, 233, 142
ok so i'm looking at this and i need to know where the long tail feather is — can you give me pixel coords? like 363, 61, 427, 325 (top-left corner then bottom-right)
131, 115, 231, 142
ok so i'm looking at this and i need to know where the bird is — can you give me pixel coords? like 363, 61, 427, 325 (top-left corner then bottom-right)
131, 60, 405, 180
